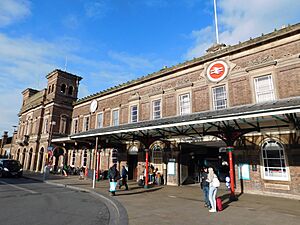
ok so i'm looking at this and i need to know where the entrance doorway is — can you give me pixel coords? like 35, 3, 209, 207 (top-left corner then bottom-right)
128, 145, 138, 180
52, 148, 65, 172
180, 143, 229, 185
128, 154, 137, 180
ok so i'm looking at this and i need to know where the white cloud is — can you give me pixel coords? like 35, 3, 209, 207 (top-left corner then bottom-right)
108, 51, 153, 70
0, 34, 70, 133
0, 0, 31, 27
185, 0, 300, 59
84, 0, 110, 19
0, 91, 22, 127
184, 26, 214, 59
0, 32, 170, 133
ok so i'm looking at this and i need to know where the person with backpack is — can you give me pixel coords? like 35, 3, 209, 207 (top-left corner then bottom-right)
200, 167, 211, 208
119, 165, 129, 190
207, 167, 220, 213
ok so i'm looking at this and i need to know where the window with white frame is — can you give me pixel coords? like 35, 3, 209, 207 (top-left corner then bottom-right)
152, 99, 161, 119
73, 119, 78, 134
96, 113, 103, 128
112, 109, 119, 126
130, 105, 138, 123
83, 116, 90, 131
179, 93, 191, 115
261, 140, 288, 180
212, 85, 227, 110
71, 150, 76, 166
82, 150, 88, 167
254, 75, 275, 103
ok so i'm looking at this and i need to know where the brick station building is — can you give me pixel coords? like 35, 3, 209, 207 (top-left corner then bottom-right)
6, 23, 300, 199
4, 70, 82, 172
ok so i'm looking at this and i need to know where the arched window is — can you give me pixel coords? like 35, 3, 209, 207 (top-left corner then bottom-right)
51, 84, 54, 92
71, 150, 76, 166
151, 145, 163, 165
61, 84, 66, 93
82, 150, 88, 167
261, 140, 288, 180
68, 86, 74, 95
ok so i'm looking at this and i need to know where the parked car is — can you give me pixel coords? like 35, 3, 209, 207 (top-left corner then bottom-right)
0, 159, 23, 178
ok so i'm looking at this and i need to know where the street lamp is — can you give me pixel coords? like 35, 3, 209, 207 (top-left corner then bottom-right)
9, 126, 18, 159
47, 121, 56, 164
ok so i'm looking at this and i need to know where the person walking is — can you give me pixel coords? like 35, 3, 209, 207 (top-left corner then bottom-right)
108, 164, 119, 196
207, 167, 219, 213
200, 167, 211, 208
119, 165, 129, 190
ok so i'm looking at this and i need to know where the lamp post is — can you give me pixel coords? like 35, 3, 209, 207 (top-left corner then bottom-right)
93, 137, 99, 189
9, 126, 17, 159
47, 121, 56, 164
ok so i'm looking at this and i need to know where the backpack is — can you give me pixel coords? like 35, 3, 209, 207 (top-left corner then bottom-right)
212, 175, 220, 188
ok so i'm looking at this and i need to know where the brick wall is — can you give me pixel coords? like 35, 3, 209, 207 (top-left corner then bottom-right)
277, 65, 300, 98
228, 76, 252, 106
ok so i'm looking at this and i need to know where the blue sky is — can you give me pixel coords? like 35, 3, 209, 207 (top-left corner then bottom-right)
0, 0, 300, 134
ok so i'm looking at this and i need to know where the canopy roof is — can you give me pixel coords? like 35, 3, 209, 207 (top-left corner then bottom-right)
52, 97, 300, 146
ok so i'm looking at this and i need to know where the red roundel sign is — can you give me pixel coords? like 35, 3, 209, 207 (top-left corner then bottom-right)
206, 60, 229, 82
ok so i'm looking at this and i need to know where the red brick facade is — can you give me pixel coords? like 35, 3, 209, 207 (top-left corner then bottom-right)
4, 24, 300, 199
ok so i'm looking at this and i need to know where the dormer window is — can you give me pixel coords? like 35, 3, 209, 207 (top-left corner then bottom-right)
61, 84, 66, 93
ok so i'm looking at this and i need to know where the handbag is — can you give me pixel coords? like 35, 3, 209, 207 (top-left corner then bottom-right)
212, 175, 220, 188
109, 181, 117, 192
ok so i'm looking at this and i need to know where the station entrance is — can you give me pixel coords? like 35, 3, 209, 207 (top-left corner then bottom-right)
180, 142, 229, 185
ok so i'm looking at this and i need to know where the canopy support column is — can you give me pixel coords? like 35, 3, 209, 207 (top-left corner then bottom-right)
227, 146, 238, 201
144, 148, 149, 188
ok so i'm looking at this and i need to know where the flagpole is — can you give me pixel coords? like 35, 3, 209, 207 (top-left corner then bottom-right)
213, 0, 219, 44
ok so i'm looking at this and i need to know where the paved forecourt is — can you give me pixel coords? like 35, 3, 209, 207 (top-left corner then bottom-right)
23, 172, 300, 225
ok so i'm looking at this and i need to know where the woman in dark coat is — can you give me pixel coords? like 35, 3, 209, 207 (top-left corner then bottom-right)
108, 164, 119, 196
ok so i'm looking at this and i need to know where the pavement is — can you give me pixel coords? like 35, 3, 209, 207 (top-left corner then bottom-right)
22, 172, 300, 225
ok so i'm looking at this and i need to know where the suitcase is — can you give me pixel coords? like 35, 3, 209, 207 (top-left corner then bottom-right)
216, 197, 223, 211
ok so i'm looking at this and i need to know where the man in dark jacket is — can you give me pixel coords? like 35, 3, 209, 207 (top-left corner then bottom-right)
108, 164, 119, 196
200, 167, 211, 208
119, 165, 129, 190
